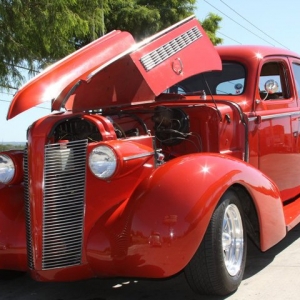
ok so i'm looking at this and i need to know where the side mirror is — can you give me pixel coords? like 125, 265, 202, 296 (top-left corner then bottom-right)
264, 79, 279, 94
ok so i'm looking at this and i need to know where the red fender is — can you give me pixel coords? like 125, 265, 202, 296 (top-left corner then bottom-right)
86, 153, 286, 278
0, 184, 27, 271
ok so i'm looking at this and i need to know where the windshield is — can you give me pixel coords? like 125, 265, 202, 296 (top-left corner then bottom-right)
165, 62, 246, 96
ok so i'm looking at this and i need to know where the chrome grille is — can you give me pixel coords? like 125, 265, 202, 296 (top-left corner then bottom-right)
140, 26, 202, 71
24, 145, 34, 269
42, 139, 87, 270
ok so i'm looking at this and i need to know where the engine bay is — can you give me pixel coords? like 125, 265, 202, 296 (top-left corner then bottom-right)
48, 106, 205, 161
51, 107, 190, 142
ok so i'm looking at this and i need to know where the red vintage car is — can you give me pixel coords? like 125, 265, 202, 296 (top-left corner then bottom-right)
1, 15, 300, 296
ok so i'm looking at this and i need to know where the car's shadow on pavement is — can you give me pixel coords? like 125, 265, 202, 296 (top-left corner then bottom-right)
1, 224, 300, 300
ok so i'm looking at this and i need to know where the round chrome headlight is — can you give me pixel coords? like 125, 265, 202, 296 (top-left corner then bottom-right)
89, 145, 117, 179
0, 154, 15, 184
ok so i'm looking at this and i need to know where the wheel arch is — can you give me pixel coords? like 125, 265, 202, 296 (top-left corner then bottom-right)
230, 184, 260, 248
131, 152, 287, 256
229, 180, 286, 251
86, 153, 286, 278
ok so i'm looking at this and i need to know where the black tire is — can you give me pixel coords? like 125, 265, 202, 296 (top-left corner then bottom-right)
185, 190, 247, 296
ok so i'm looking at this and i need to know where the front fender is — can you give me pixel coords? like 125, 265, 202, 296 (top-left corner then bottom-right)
87, 153, 285, 277
0, 184, 27, 271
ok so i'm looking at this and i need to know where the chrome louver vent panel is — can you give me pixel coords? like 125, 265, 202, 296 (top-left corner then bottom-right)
24, 145, 34, 269
140, 26, 202, 71
42, 139, 87, 270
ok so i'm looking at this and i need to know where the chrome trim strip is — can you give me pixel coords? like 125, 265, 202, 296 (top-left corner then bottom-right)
248, 112, 300, 122
247, 117, 257, 122
140, 26, 202, 71
260, 111, 300, 120
123, 152, 155, 161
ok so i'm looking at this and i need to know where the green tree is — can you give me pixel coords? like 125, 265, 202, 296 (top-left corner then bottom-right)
0, 0, 99, 88
0, 143, 25, 151
201, 13, 223, 45
0, 0, 221, 89
105, 0, 196, 40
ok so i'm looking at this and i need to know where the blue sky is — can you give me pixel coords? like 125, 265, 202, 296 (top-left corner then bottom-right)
1, 0, 299, 142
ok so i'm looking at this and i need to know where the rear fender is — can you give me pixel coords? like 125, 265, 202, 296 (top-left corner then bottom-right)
87, 153, 285, 277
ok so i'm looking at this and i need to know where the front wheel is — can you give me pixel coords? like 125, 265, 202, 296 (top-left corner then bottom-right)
185, 190, 247, 296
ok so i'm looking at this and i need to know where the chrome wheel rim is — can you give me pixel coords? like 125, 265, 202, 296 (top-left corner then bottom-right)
222, 204, 244, 276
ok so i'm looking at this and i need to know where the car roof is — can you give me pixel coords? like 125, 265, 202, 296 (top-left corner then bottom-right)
215, 45, 300, 61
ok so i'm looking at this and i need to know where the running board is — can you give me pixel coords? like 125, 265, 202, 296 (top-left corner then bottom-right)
283, 196, 300, 231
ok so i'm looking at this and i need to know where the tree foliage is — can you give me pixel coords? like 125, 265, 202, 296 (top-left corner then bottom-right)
201, 13, 223, 45
0, 0, 221, 89
0, 0, 96, 87
0, 143, 25, 151
105, 0, 196, 40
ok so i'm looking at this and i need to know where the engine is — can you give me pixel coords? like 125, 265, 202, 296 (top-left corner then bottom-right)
46, 106, 200, 163
152, 106, 190, 146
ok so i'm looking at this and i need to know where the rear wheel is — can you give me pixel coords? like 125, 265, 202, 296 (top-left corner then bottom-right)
185, 190, 247, 296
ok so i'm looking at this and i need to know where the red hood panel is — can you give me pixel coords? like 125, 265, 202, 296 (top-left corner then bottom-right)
7, 16, 221, 119
7, 31, 135, 119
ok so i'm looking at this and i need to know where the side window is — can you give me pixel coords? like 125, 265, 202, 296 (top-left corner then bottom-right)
259, 61, 290, 100
292, 63, 300, 97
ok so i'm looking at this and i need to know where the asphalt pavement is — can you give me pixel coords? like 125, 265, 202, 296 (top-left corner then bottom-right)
1, 224, 300, 300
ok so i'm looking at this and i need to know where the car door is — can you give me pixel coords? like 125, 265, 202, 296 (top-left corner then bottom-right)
255, 57, 300, 201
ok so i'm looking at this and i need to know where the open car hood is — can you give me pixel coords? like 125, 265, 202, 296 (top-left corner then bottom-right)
7, 16, 221, 120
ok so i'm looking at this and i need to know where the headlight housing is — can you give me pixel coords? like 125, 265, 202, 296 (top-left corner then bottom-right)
0, 154, 15, 184
89, 145, 117, 179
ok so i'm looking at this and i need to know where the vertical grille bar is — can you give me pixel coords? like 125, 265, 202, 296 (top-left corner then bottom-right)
24, 145, 34, 269
42, 139, 87, 270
